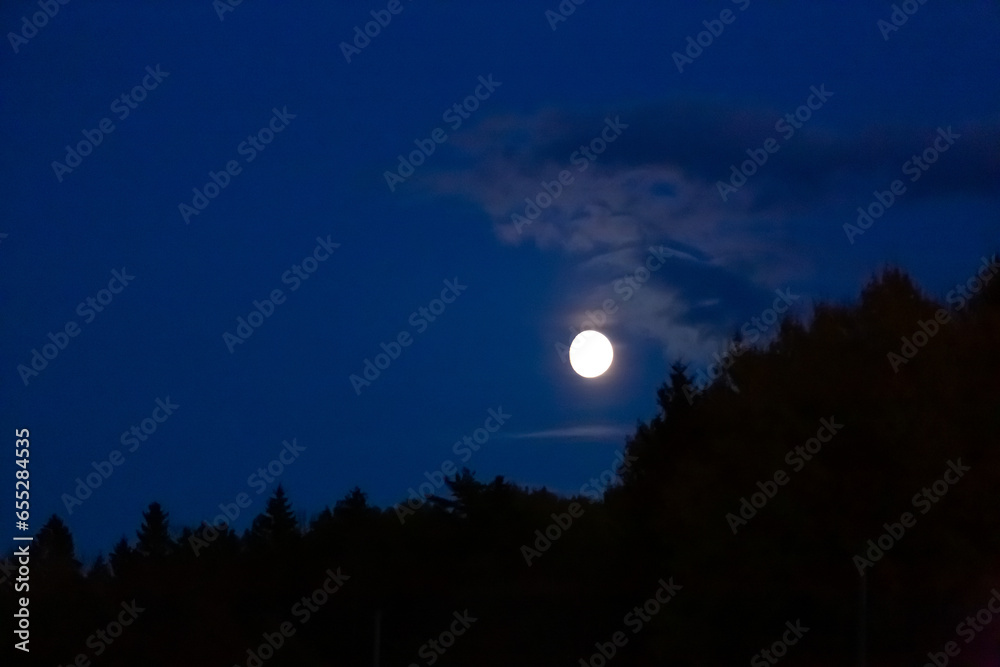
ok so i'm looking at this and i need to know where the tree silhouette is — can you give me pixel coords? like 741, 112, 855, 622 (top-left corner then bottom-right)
4, 257, 999, 666
136, 501, 174, 558
87, 552, 112, 585
108, 535, 133, 578
250, 484, 300, 549
36, 514, 81, 574
333, 486, 375, 520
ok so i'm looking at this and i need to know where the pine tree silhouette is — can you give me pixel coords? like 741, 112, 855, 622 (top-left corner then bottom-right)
109, 535, 133, 578
250, 484, 300, 549
87, 553, 113, 585
136, 501, 174, 558
36, 514, 81, 574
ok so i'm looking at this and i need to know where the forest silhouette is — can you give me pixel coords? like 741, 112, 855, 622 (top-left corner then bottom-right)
5, 255, 1000, 666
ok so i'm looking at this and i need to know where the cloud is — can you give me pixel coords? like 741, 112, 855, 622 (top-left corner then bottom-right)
432, 100, 998, 252
423, 97, 1000, 364
502, 425, 634, 442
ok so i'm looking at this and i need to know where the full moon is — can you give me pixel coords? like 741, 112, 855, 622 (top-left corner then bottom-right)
569, 330, 614, 378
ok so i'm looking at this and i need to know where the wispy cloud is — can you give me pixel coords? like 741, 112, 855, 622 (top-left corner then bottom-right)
502, 425, 634, 442
430, 100, 998, 257
423, 97, 1000, 365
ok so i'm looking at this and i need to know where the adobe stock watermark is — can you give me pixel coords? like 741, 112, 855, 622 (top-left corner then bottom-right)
577, 577, 682, 667
682, 287, 800, 403
750, 620, 810, 667
232, 566, 349, 667
384, 74, 502, 192
726, 416, 844, 535
853, 458, 970, 575
222, 235, 340, 353
51, 65, 170, 182
844, 126, 959, 244
672, 0, 751, 73
521, 450, 636, 566
888, 256, 998, 372
17, 267, 136, 387
213, 0, 244, 21
188, 437, 306, 555
350, 277, 467, 395
545, 0, 586, 31
407, 610, 478, 667
511, 116, 628, 235
554, 246, 676, 364
878, 0, 931, 41
716, 84, 834, 202
580, 450, 637, 501
340, 0, 414, 63
520, 502, 586, 567
60, 397, 179, 515
393, 407, 511, 523
7, 0, 71, 54
178, 106, 296, 224
921, 587, 1000, 667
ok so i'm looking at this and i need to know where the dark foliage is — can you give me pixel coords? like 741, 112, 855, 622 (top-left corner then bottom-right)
4, 257, 999, 666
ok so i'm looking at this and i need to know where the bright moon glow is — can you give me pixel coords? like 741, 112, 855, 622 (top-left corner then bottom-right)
569, 330, 614, 378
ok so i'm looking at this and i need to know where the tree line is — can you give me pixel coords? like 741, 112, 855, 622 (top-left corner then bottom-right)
4, 255, 1000, 666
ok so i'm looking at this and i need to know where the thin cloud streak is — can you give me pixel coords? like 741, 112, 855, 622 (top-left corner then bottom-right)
502, 425, 634, 441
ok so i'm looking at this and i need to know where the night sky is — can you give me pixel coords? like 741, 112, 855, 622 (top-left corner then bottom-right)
2, 0, 998, 561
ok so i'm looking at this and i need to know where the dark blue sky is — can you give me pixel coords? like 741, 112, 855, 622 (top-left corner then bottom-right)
3, 0, 998, 560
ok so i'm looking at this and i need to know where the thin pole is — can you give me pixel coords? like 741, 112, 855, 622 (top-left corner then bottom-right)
374, 609, 381, 667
